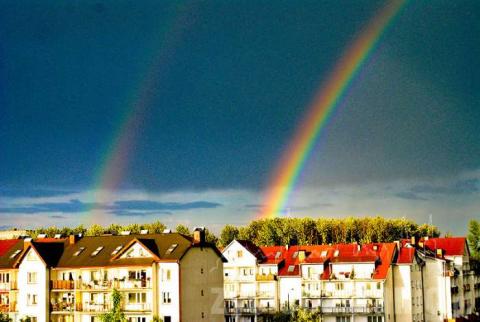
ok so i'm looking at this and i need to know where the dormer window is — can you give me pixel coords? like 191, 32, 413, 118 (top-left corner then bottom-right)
111, 245, 123, 256
9, 250, 21, 259
73, 247, 85, 257
165, 244, 178, 255
91, 246, 104, 257
292, 251, 298, 259
321, 250, 328, 257
288, 265, 295, 273
334, 250, 339, 257
275, 251, 281, 259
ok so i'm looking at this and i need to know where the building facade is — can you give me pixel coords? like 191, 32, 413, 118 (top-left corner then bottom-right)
0, 228, 225, 322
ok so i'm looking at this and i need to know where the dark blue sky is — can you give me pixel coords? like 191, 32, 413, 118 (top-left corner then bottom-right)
0, 0, 479, 233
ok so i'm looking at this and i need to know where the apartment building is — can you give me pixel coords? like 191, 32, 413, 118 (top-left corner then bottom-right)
0, 239, 23, 320
223, 237, 480, 322
0, 228, 225, 322
419, 237, 478, 319
222, 240, 285, 322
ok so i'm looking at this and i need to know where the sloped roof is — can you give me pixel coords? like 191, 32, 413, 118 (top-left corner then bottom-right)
422, 237, 467, 257
0, 239, 23, 269
396, 247, 416, 264
259, 246, 286, 265
0, 239, 20, 257
236, 240, 265, 261
278, 245, 331, 277
56, 233, 193, 268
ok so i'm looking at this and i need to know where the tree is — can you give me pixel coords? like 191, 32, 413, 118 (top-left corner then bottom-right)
204, 228, 218, 244
100, 289, 126, 322
219, 224, 239, 247
175, 224, 191, 236
0, 313, 12, 322
468, 219, 480, 260
292, 307, 319, 322
86, 224, 105, 236
144, 220, 166, 234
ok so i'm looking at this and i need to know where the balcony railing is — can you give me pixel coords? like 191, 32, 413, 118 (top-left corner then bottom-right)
0, 302, 16, 313
256, 274, 277, 281
82, 302, 112, 312
319, 306, 384, 314
124, 303, 151, 312
224, 307, 256, 315
70, 279, 151, 290
256, 291, 275, 298
51, 280, 75, 290
0, 281, 17, 291
51, 302, 75, 312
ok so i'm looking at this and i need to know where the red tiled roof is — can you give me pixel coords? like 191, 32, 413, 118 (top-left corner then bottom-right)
396, 247, 415, 264
0, 239, 20, 257
259, 246, 286, 265
34, 237, 67, 243
422, 237, 466, 256
278, 245, 331, 277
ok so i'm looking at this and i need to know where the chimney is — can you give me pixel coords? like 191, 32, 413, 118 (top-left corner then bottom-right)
298, 250, 306, 263
69, 234, 80, 245
394, 241, 401, 251
436, 248, 443, 257
424, 236, 429, 241
193, 227, 206, 245
411, 236, 416, 246
24, 238, 32, 250
286, 244, 289, 251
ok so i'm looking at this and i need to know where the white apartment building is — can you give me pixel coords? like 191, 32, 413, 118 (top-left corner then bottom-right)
222, 240, 285, 322
0, 228, 225, 322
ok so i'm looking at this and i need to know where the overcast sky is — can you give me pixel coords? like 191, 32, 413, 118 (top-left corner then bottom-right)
1, 0, 479, 234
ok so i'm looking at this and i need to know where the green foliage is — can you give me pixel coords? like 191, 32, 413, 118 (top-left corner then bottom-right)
85, 224, 105, 237
152, 316, 163, 322
175, 224, 191, 236
100, 289, 126, 322
235, 216, 440, 246
205, 228, 218, 244
19, 317, 30, 322
0, 313, 12, 322
144, 220, 167, 234
468, 219, 480, 260
219, 224, 239, 247
292, 307, 319, 322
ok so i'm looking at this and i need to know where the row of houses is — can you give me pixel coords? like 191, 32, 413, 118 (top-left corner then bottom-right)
222, 237, 480, 322
0, 228, 226, 322
0, 228, 479, 322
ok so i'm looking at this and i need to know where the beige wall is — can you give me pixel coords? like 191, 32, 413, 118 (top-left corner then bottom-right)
180, 247, 224, 322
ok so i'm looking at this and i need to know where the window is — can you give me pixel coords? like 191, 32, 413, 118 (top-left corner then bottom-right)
27, 272, 37, 284
166, 270, 171, 280
376, 282, 382, 290
164, 317, 171, 322
237, 250, 243, 258
292, 251, 298, 259
162, 292, 171, 304
275, 251, 282, 259
9, 250, 21, 259
128, 292, 146, 304
73, 247, 85, 256
334, 250, 340, 257
201, 289, 204, 296
368, 317, 383, 322
321, 250, 328, 257
91, 246, 104, 257
111, 245, 123, 255
27, 293, 38, 305
165, 244, 178, 255
336, 317, 351, 322
288, 265, 295, 273
128, 318, 146, 322
335, 283, 344, 291
201, 268, 204, 274
0, 273, 9, 283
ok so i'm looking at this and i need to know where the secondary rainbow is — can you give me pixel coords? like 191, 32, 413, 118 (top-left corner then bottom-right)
258, 0, 408, 219
86, 3, 196, 224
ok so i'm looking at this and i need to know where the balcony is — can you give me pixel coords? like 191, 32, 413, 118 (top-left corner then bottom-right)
320, 306, 384, 314
256, 274, 277, 281
77, 280, 112, 290
0, 302, 16, 313
224, 307, 257, 315
256, 291, 275, 298
51, 280, 75, 290
82, 302, 112, 312
257, 306, 276, 314
114, 279, 151, 289
303, 290, 321, 298
124, 303, 151, 312
0, 281, 17, 291
50, 302, 75, 312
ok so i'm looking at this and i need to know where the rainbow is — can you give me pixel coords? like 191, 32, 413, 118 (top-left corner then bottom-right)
86, 3, 197, 224
258, 0, 407, 219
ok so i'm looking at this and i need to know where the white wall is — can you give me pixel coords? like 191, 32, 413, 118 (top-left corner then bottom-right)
17, 248, 49, 322
278, 277, 301, 310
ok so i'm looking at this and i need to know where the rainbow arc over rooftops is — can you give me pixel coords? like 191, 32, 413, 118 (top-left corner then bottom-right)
258, 0, 408, 219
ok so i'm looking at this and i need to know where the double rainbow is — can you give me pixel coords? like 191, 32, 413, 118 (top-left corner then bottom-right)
258, 0, 407, 219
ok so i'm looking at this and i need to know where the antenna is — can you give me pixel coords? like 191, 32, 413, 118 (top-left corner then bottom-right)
429, 214, 433, 236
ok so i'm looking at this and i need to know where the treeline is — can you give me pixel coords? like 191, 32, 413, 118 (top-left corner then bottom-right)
25, 216, 441, 249
217, 217, 440, 247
